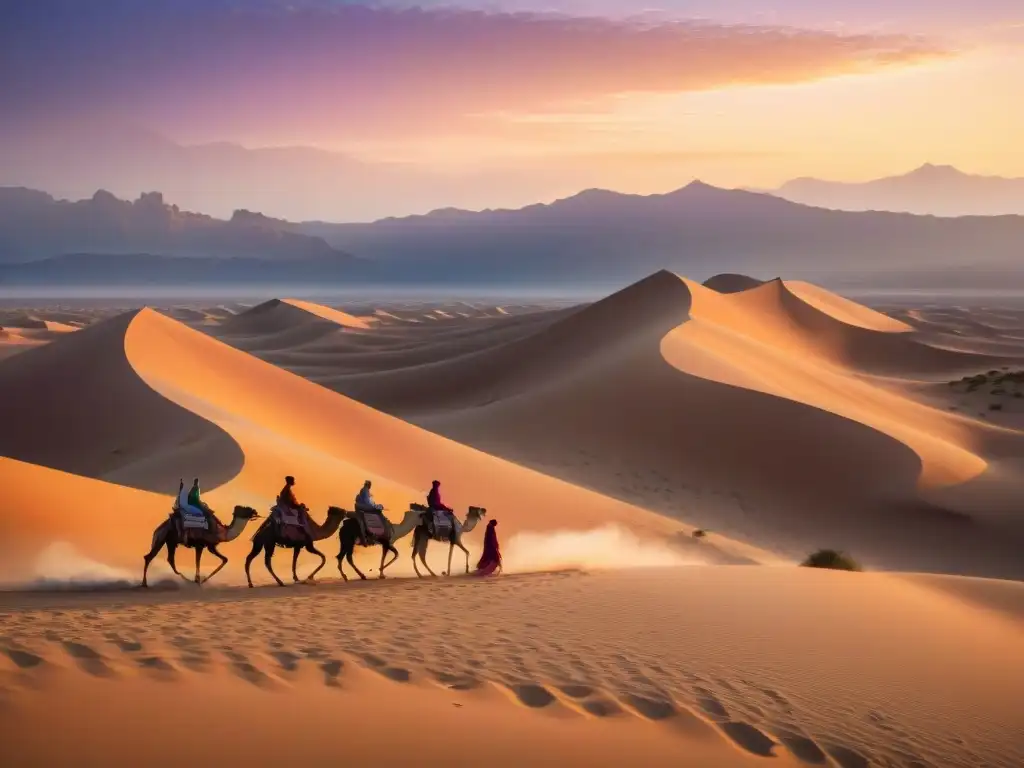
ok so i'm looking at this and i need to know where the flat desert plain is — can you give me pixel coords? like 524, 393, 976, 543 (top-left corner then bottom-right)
2, 273, 1023, 768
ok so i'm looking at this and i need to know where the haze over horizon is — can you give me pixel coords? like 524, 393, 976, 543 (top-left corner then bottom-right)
2, 0, 1021, 221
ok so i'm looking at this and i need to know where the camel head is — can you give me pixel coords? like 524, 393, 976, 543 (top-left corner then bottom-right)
467, 506, 487, 520
232, 505, 261, 520
326, 506, 349, 519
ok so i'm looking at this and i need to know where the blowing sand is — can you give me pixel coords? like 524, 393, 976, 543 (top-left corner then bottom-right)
2, 275, 1024, 766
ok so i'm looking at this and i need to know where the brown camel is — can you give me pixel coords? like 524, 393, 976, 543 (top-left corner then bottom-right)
336, 509, 421, 580
142, 505, 261, 587
411, 506, 487, 577
245, 506, 346, 587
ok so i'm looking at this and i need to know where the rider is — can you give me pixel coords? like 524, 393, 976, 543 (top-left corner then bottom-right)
276, 475, 309, 533
354, 480, 383, 547
181, 477, 215, 529
427, 480, 455, 536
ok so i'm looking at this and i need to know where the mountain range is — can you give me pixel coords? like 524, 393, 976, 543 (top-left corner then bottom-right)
2, 183, 1023, 289
765, 164, 1024, 216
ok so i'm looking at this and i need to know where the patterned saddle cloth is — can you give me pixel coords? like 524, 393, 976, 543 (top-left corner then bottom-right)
362, 511, 387, 538
430, 512, 453, 540
174, 505, 209, 530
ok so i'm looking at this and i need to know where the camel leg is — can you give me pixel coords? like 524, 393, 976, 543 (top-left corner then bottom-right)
202, 544, 228, 584
447, 541, 454, 577
378, 543, 398, 578
419, 541, 438, 578
166, 542, 188, 582
411, 539, 423, 578
194, 546, 204, 585
142, 527, 169, 588
264, 541, 285, 587
291, 547, 302, 583
306, 543, 326, 582
245, 539, 263, 588
456, 539, 471, 574
337, 545, 348, 581
347, 548, 367, 581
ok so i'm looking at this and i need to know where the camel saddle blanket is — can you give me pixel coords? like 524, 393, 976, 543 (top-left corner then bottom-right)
431, 512, 453, 540
272, 505, 303, 527
363, 512, 386, 538
174, 506, 209, 530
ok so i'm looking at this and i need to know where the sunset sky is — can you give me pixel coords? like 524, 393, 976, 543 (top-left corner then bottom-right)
1, 0, 1022, 219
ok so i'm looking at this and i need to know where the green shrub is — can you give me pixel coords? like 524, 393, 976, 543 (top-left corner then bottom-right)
800, 549, 861, 571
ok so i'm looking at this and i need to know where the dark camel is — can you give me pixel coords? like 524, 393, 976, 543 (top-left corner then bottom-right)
142, 505, 261, 587
411, 506, 486, 577
245, 506, 346, 587
336, 509, 421, 581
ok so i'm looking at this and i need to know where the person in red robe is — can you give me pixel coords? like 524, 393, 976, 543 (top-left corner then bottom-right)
475, 519, 502, 576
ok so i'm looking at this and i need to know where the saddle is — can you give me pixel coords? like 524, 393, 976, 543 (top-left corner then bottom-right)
173, 504, 208, 530
271, 505, 309, 543
361, 511, 387, 539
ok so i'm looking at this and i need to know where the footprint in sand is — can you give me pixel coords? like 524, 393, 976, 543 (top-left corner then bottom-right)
581, 698, 623, 717
718, 721, 778, 758
694, 689, 729, 721
823, 744, 871, 768
62, 642, 115, 678
270, 650, 301, 672
622, 693, 677, 721
774, 729, 828, 765
320, 659, 344, 686
4, 648, 45, 670
433, 671, 480, 691
107, 635, 143, 654
507, 683, 556, 709
557, 684, 594, 699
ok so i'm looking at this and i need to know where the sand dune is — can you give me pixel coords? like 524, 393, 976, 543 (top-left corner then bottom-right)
0, 312, 243, 494
3, 304, 772, 584
197, 272, 1024, 578
3, 277, 1024, 766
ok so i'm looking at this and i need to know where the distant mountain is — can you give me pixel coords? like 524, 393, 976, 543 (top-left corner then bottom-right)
0, 253, 379, 287
292, 181, 1024, 286
0, 188, 359, 265
4, 182, 1024, 290
769, 165, 1024, 216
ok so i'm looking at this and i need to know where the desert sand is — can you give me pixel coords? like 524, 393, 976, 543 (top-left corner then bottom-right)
2, 275, 1024, 766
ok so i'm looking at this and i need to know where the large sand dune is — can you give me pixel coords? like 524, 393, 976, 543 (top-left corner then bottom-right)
3, 278, 1024, 767
203, 273, 1024, 578
2, 304, 770, 583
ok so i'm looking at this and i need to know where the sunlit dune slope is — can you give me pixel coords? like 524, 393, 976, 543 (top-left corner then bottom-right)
5, 305, 780, 581
125, 308, 690, 541
0, 311, 243, 493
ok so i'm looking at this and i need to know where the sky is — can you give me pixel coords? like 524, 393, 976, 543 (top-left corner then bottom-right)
1, 0, 1022, 220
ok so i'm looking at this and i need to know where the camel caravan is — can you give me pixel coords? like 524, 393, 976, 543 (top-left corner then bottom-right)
141, 476, 492, 588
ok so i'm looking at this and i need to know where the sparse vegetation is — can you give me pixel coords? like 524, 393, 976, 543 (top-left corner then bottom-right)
692, 529, 708, 539
800, 549, 861, 571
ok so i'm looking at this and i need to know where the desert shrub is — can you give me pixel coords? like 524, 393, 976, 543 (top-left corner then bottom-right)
800, 549, 861, 571
692, 529, 708, 539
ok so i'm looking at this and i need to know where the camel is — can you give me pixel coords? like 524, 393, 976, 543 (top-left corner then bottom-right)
142, 505, 261, 587
244, 506, 346, 587
336, 509, 421, 580
411, 506, 487, 577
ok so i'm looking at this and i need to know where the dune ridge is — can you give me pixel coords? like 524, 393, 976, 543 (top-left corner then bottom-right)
200, 272, 1024, 577
0, 311, 243, 494
3, 303, 773, 583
